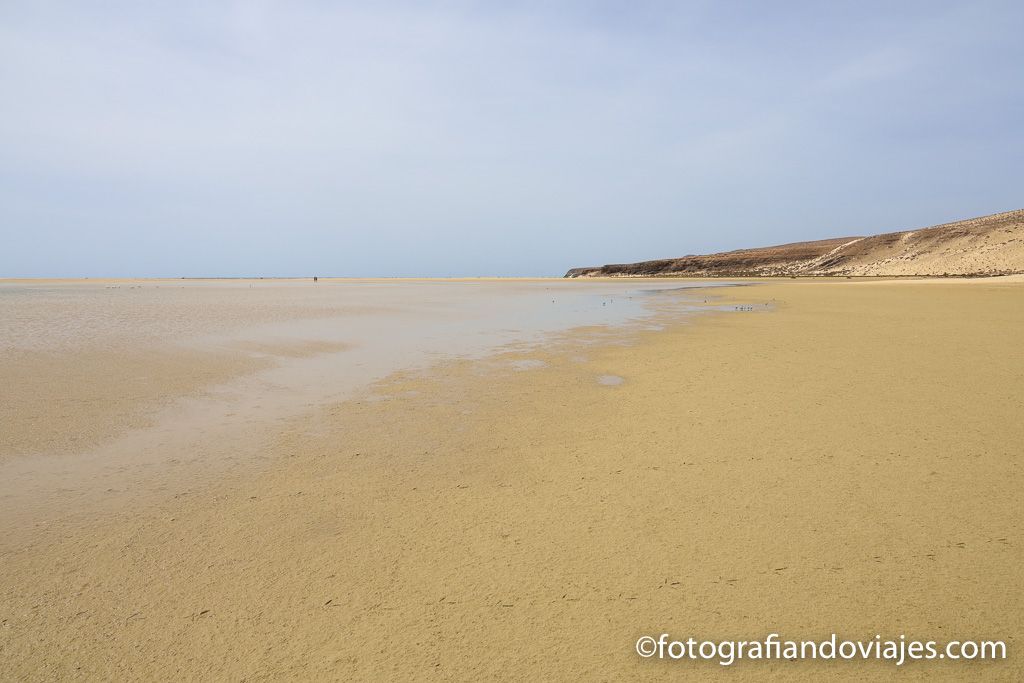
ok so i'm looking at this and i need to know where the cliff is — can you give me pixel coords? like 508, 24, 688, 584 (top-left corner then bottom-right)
565, 209, 1024, 278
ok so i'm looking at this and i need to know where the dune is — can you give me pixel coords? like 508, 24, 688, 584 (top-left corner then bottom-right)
566, 209, 1024, 278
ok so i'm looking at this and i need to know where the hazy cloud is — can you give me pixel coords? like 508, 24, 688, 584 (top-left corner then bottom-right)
2, 1, 1021, 276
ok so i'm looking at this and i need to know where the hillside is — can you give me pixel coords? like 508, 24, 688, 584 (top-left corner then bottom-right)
565, 209, 1024, 278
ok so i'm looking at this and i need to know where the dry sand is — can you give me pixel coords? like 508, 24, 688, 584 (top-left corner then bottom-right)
1, 278, 1022, 680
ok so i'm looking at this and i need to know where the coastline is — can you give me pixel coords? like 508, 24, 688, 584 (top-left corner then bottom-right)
2, 277, 1022, 679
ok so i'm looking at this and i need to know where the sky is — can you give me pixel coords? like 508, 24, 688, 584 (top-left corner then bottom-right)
1, 1, 1022, 277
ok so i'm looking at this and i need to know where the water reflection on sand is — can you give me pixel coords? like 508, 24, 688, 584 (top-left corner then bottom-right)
0, 278, 740, 532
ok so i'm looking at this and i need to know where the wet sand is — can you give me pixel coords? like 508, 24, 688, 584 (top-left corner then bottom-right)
2, 277, 1022, 680
0, 278, 717, 531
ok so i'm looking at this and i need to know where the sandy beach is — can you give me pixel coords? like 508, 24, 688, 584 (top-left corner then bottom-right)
5, 1, 1021, 678
1, 277, 1022, 680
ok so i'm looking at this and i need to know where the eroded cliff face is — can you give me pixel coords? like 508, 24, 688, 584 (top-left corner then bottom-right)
566, 210, 1024, 278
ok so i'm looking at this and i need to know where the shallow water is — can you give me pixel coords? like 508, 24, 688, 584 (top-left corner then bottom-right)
0, 278, 741, 532
0, 278, 727, 350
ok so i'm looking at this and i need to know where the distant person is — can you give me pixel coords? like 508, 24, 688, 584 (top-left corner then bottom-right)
313, 276, 318, 283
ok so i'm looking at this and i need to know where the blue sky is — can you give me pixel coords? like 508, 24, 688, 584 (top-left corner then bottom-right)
1, 1, 1021, 277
